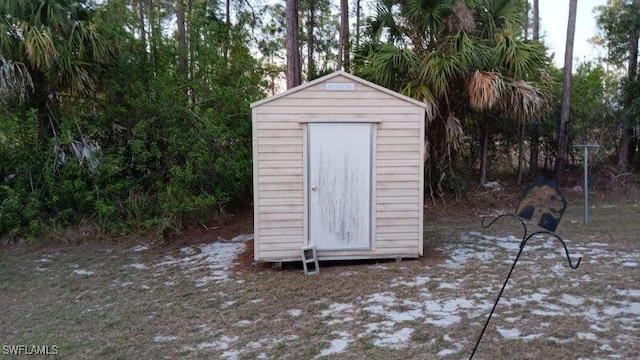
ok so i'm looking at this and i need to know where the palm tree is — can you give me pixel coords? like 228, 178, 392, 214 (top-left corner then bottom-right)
357, 0, 551, 186
0, 0, 116, 135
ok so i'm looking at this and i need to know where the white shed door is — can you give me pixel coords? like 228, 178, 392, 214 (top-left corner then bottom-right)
308, 123, 372, 250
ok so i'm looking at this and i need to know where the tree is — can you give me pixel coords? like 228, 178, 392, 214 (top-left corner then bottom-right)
0, 0, 116, 133
555, 0, 577, 184
337, 0, 349, 71
286, 0, 301, 88
596, 0, 640, 171
529, 0, 540, 176
358, 0, 551, 187
306, 0, 317, 79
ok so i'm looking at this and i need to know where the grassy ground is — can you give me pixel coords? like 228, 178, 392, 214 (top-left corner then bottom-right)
1, 191, 639, 359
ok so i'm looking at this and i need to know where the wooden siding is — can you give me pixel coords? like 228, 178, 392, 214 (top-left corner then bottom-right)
253, 73, 424, 261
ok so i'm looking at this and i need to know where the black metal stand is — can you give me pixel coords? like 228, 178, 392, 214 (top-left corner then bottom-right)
469, 214, 582, 360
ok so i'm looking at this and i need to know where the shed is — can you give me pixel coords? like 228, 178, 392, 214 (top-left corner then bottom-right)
251, 71, 427, 262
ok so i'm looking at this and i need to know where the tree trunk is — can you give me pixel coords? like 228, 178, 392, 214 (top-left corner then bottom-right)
223, 0, 230, 66
355, 0, 361, 51
138, 0, 147, 48
555, 0, 577, 185
148, 0, 159, 74
306, 0, 316, 80
286, 0, 301, 88
187, 0, 195, 104
533, 0, 539, 40
618, 1, 639, 171
176, 0, 187, 76
337, 0, 348, 71
517, 121, 525, 185
480, 125, 489, 186
529, 0, 540, 176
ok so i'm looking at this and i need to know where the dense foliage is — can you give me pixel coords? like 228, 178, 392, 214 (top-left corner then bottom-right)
1, 0, 263, 239
0, 0, 636, 239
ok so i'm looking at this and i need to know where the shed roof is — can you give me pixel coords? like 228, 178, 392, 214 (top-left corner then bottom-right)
250, 70, 428, 109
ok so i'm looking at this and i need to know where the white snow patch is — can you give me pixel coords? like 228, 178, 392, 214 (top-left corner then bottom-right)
438, 282, 456, 289
221, 350, 241, 360
365, 292, 396, 304
603, 302, 640, 317
436, 334, 464, 356
372, 327, 412, 349
496, 327, 541, 341
196, 335, 237, 351
181, 246, 198, 255
155, 241, 247, 285
287, 309, 302, 317
577, 332, 598, 341
321, 303, 355, 317
560, 294, 584, 306
36, 256, 52, 263
128, 263, 147, 270
589, 242, 609, 247
154, 335, 178, 342
316, 332, 350, 357
222, 300, 236, 308
616, 289, 640, 297
73, 269, 94, 276
589, 324, 609, 332
231, 233, 254, 242
621, 262, 637, 267
361, 321, 396, 335
393, 275, 429, 287
421, 297, 478, 327
548, 336, 574, 344
132, 245, 149, 252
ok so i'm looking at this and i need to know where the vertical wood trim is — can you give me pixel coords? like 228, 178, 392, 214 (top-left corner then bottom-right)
418, 109, 425, 256
302, 123, 309, 247
252, 108, 260, 260
371, 123, 378, 250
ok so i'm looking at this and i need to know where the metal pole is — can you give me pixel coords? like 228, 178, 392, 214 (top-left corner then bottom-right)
574, 144, 599, 225
583, 146, 588, 224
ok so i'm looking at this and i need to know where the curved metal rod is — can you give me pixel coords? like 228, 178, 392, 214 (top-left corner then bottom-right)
481, 213, 528, 247
470, 224, 581, 359
524, 231, 582, 269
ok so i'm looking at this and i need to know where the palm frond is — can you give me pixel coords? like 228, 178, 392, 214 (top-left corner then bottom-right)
494, 36, 547, 79
468, 70, 504, 110
0, 56, 34, 102
420, 51, 464, 97
444, 113, 463, 153
475, 0, 524, 39
502, 79, 550, 123
440, 0, 475, 35
361, 44, 419, 90
403, 0, 453, 34
24, 26, 58, 70
401, 80, 437, 121
368, 1, 405, 46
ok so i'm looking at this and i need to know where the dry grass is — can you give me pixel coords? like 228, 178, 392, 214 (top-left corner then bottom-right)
1, 195, 639, 359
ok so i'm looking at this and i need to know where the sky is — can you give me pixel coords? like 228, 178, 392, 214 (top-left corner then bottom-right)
538, 0, 608, 67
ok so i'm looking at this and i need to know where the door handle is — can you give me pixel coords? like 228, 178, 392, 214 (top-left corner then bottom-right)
312, 186, 318, 191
